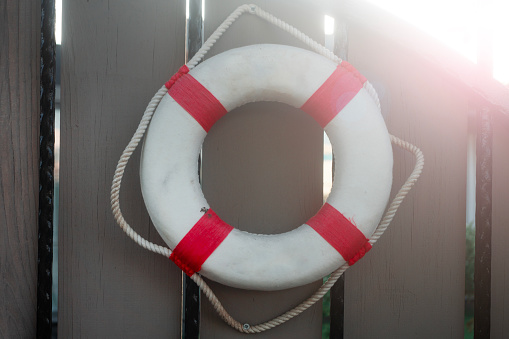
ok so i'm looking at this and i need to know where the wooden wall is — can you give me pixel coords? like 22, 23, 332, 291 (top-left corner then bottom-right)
58, 1, 185, 337
200, 1, 332, 337
342, 24, 468, 338
0, 1, 40, 337
55, 0, 509, 338
491, 112, 509, 338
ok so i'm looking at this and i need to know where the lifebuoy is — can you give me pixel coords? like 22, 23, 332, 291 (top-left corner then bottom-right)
140, 44, 393, 291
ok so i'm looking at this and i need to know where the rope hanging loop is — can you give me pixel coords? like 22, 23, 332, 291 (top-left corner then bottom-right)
110, 3, 424, 334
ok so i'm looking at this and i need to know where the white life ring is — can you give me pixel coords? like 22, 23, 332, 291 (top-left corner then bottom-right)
140, 44, 393, 291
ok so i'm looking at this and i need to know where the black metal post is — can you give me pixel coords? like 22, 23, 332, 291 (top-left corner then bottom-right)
474, 107, 492, 339
37, 0, 56, 338
182, 1, 203, 338
330, 275, 345, 339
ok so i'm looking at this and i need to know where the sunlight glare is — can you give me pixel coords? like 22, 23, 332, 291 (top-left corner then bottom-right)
324, 15, 335, 36
55, 0, 62, 45
367, 0, 509, 84
323, 133, 333, 201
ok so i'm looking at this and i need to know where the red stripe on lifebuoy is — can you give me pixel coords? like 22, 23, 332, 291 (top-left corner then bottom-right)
307, 203, 371, 265
170, 209, 233, 276
301, 61, 366, 128
168, 74, 227, 132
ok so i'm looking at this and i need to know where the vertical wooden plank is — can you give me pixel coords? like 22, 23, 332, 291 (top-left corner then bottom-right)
329, 20, 348, 339
59, 1, 185, 337
341, 25, 468, 338
475, 107, 493, 338
475, 11, 494, 335
201, 104, 323, 339
204, 0, 329, 55
0, 1, 40, 338
200, 1, 330, 338
490, 112, 509, 339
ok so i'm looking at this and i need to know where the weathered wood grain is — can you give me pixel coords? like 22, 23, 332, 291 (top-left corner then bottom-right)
201, 104, 324, 338
58, 1, 185, 337
0, 0, 40, 337
490, 112, 509, 339
341, 23, 469, 338
200, 1, 332, 337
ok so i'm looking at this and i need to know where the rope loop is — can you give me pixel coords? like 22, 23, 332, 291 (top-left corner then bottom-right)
110, 3, 424, 334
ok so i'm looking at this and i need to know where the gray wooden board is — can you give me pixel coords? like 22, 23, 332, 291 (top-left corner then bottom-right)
0, 1, 40, 337
200, 0, 333, 337
490, 112, 509, 339
334, 0, 509, 117
341, 23, 468, 338
201, 104, 324, 338
58, 1, 185, 337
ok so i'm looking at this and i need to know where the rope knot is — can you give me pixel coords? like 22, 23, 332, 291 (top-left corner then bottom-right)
165, 65, 190, 89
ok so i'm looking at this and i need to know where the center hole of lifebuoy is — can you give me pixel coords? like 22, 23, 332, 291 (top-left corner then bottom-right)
200, 102, 324, 234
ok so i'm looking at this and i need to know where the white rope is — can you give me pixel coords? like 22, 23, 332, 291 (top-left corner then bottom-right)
110, 3, 424, 334
189, 135, 423, 334
111, 85, 171, 258
187, 4, 340, 69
